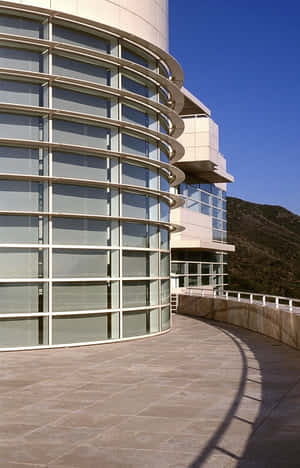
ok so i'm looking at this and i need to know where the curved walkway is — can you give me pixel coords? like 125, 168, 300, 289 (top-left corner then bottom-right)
1, 315, 300, 467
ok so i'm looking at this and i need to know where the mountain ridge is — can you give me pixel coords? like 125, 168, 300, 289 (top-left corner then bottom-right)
227, 197, 300, 299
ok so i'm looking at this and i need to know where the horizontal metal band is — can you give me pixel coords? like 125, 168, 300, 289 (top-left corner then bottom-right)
0, 210, 185, 233
0, 172, 184, 209
0, 101, 184, 161
0, 0, 184, 88
0, 138, 185, 186
0, 68, 184, 139
0, 33, 184, 113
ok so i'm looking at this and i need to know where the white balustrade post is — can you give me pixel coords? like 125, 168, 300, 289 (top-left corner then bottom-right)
289, 299, 293, 312
275, 297, 279, 309
250, 294, 253, 304
225, 291, 229, 300
237, 292, 241, 302
213, 290, 217, 297
262, 295, 266, 306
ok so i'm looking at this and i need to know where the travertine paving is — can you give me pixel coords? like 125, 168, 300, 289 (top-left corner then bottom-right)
1, 314, 300, 467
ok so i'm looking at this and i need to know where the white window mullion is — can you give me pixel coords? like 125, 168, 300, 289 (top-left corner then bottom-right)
118, 115, 123, 338
48, 29, 53, 345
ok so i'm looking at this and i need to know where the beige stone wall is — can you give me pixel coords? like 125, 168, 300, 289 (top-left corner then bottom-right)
171, 207, 212, 242
178, 117, 220, 166
3, 0, 169, 49
177, 295, 300, 350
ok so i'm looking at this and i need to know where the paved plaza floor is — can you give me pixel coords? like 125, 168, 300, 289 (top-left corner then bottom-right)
1, 314, 300, 468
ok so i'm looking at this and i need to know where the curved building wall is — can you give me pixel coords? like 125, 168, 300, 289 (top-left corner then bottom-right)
0, 1, 184, 349
2, 0, 169, 50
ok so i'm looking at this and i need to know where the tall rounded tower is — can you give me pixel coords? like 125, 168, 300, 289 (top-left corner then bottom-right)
0, 0, 184, 349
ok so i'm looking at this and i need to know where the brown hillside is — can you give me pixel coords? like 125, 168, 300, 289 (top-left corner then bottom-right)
227, 197, 300, 299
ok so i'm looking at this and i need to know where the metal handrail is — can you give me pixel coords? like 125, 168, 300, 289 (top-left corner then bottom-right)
183, 288, 300, 313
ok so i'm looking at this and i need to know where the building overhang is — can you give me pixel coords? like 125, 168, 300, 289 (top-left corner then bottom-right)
171, 240, 235, 253
175, 160, 234, 184
180, 87, 211, 117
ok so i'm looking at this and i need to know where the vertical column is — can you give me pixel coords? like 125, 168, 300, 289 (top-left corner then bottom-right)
48, 19, 53, 346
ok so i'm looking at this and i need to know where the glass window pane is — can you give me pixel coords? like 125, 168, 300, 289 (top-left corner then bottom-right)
53, 218, 109, 246
0, 47, 41, 72
53, 152, 107, 180
160, 201, 169, 222
122, 47, 148, 68
213, 230, 223, 242
202, 276, 210, 286
160, 175, 169, 192
149, 225, 158, 249
0, 79, 41, 106
161, 252, 170, 277
0, 113, 41, 140
0, 15, 42, 38
161, 306, 170, 330
123, 251, 148, 277
202, 264, 210, 274
122, 222, 147, 248
189, 263, 198, 274
53, 184, 107, 215
150, 280, 159, 305
160, 116, 169, 134
201, 204, 210, 216
188, 186, 199, 199
123, 309, 149, 338
122, 104, 148, 127
53, 282, 108, 312
150, 308, 159, 333
53, 249, 108, 278
160, 149, 169, 163
0, 248, 46, 278
53, 25, 109, 53
201, 191, 210, 204
123, 280, 149, 308
159, 63, 169, 78
0, 180, 43, 211
161, 279, 170, 305
0, 216, 40, 243
122, 192, 148, 219
53, 314, 115, 345
159, 89, 168, 106
0, 317, 48, 348
122, 75, 149, 97
53, 55, 110, 85
171, 263, 184, 274
122, 133, 148, 157
0, 283, 47, 314
160, 228, 169, 250
122, 163, 149, 187
0, 147, 40, 175
53, 87, 109, 117
213, 219, 222, 229
53, 119, 109, 148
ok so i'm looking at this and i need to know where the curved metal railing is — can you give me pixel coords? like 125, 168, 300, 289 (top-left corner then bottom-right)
182, 288, 300, 313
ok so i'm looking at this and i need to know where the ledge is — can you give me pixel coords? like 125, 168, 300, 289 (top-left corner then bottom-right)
177, 295, 300, 350
171, 240, 235, 253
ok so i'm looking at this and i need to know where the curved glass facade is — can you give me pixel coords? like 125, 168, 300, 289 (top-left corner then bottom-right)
0, 6, 184, 349
178, 183, 227, 242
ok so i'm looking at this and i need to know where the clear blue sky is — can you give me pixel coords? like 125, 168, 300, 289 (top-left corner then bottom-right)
169, 0, 300, 215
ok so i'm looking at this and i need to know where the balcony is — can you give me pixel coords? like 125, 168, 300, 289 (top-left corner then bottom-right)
176, 114, 234, 184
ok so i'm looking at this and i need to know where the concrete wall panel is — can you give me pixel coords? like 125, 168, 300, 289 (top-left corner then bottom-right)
3, 0, 169, 49
177, 295, 300, 350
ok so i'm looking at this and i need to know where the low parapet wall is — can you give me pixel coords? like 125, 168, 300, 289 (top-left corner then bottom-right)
177, 295, 300, 350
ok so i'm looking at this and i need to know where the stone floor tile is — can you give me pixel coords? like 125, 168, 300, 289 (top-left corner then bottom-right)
0, 315, 300, 468
91, 428, 170, 449
49, 445, 194, 468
